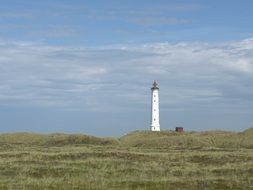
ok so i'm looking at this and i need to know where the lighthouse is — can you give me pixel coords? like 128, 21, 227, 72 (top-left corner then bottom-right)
150, 81, 160, 131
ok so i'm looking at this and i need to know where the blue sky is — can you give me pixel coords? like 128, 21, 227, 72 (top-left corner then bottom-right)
0, 0, 253, 136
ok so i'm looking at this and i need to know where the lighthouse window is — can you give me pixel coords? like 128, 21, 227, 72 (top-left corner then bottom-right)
154, 100, 156, 102
154, 109, 156, 111
154, 95, 156, 97
154, 118, 156, 121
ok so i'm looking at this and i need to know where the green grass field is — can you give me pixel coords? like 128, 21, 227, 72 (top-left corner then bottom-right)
0, 128, 252, 190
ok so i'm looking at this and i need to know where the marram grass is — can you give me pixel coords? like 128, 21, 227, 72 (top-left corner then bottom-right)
0, 128, 252, 190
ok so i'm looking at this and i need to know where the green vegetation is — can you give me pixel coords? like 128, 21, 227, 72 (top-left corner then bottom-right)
0, 128, 252, 190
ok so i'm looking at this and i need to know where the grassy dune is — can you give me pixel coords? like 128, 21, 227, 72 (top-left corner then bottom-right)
120, 128, 253, 149
0, 128, 252, 190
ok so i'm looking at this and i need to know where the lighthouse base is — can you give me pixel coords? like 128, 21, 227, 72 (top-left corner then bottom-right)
151, 125, 160, 131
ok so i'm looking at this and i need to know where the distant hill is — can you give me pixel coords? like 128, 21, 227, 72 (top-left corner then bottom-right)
120, 128, 253, 149
0, 132, 118, 146
0, 128, 252, 148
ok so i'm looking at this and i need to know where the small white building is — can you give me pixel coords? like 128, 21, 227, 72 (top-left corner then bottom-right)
150, 81, 160, 131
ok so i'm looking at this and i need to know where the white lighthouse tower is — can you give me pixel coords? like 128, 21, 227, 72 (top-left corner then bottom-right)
150, 81, 160, 131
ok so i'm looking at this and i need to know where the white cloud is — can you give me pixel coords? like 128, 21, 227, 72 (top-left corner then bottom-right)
0, 38, 253, 113
231, 58, 253, 73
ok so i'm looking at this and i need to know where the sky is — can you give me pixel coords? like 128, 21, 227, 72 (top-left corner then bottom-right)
0, 0, 253, 136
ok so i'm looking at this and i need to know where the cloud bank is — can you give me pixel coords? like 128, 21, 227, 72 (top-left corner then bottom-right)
0, 38, 253, 115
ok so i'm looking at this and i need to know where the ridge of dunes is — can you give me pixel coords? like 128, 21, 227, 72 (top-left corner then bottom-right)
0, 132, 117, 146
0, 127, 252, 148
120, 128, 253, 149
